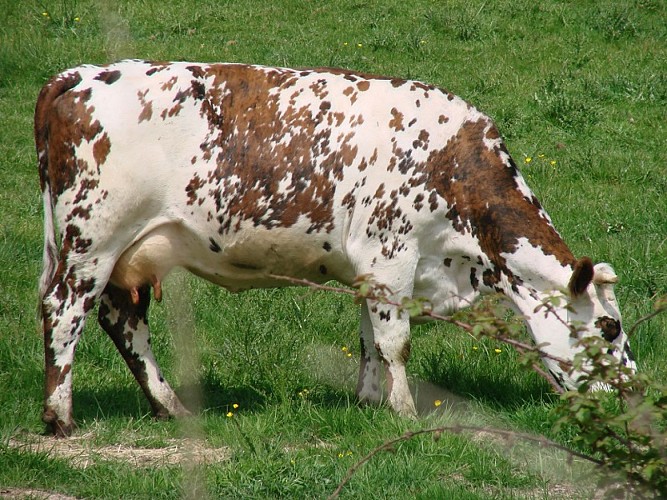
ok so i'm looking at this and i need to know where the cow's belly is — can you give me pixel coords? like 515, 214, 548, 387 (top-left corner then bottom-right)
108, 222, 351, 293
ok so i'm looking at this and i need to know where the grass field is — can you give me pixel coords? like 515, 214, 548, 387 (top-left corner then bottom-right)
1, 0, 666, 498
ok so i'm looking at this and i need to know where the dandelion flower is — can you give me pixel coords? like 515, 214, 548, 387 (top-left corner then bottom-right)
226, 411, 234, 418
434, 399, 442, 407
346, 352, 352, 358
472, 346, 478, 351
74, 17, 80, 22
42, 12, 49, 17
338, 452, 344, 458
524, 157, 532, 164
494, 348, 502, 354
550, 160, 557, 166
357, 43, 363, 48
232, 403, 239, 409
342, 346, 348, 352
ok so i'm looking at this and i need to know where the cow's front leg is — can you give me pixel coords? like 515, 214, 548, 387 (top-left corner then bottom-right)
356, 299, 383, 405
42, 264, 101, 437
98, 283, 190, 420
369, 300, 417, 419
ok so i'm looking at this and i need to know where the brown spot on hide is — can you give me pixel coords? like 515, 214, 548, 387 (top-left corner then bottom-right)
357, 80, 370, 91
138, 100, 153, 123
422, 118, 575, 280
186, 174, 205, 206
389, 108, 405, 131
95, 70, 121, 85
443, 258, 452, 267
209, 237, 221, 253
161, 76, 178, 91
93, 132, 111, 166
470, 267, 479, 290
413, 129, 430, 150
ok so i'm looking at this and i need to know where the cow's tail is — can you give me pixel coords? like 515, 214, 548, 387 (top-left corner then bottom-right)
35, 72, 82, 315
38, 186, 58, 313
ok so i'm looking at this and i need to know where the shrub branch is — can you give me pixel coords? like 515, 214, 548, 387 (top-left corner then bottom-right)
269, 274, 667, 497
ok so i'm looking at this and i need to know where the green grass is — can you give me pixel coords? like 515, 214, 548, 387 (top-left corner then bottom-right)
1, 0, 666, 497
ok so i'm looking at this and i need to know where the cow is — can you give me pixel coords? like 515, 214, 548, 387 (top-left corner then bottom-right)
35, 60, 636, 436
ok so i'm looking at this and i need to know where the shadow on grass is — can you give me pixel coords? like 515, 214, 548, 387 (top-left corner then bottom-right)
69, 352, 558, 421
422, 364, 558, 410
72, 375, 355, 423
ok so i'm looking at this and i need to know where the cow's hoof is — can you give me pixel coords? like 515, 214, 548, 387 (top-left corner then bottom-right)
43, 411, 76, 438
392, 402, 418, 420
152, 401, 192, 421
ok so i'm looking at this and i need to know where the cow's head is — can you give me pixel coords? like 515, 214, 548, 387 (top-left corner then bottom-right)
533, 257, 637, 391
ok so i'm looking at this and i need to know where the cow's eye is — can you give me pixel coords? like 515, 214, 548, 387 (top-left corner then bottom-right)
595, 316, 621, 342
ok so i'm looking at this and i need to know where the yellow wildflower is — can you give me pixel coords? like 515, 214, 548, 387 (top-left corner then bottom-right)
226, 411, 234, 418
524, 157, 532, 164
434, 399, 442, 407
494, 348, 502, 354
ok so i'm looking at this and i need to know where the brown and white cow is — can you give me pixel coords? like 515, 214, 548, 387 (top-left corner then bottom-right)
36, 60, 635, 436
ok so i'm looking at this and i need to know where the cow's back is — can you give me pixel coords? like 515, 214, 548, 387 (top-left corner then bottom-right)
37, 60, 487, 292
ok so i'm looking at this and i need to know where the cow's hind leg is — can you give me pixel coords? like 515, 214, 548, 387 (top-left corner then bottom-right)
98, 283, 190, 420
42, 263, 103, 437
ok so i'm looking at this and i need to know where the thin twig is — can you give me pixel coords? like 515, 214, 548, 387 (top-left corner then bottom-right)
626, 303, 667, 338
531, 362, 566, 394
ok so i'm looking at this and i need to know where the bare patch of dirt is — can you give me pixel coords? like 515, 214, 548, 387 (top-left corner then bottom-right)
7, 433, 230, 469
0, 487, 78, 499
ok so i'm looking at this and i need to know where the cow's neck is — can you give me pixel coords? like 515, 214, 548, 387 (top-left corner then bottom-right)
490, 244, 576, 363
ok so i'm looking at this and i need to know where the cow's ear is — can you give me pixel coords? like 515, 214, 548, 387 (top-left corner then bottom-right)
568, 257, 594, 297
